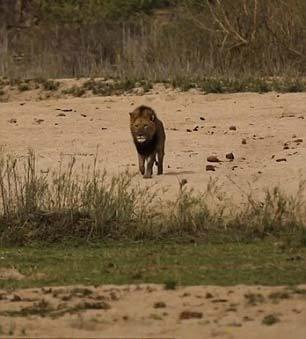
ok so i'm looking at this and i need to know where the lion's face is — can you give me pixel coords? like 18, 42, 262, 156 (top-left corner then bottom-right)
130, 107, 157, 143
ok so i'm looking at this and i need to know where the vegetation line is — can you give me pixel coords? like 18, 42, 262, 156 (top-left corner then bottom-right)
0, 151, 305, 246
0, 1, 305, 79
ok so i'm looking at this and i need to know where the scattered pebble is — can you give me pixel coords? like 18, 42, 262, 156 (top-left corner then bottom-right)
57, 113, 66, 117
179, 310, 203, 320
242, 138, 247, 145
154, 302, 166, 309
226, 153, 235, 161
276, 158, 287, 162
34, 118, 44, 124
229, 125, 237, 131
207, 155, 220, 163
56, 108, 72, 112
81, 114, 87, 117
206, 165, 216, 171
200, 117, 205, 121
280, 112, 295, 118
193, 125, 199, 131
8, 118, 17, 124
186, 129, 192, 132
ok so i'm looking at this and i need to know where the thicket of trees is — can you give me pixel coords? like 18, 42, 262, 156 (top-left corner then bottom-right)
0, 0, 305, 79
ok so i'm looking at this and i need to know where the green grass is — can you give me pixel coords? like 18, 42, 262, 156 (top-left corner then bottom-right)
0, 152, 305, 289
0, 241, 306, 289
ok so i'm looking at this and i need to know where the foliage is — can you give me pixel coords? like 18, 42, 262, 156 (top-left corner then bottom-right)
0, 151, 306, 245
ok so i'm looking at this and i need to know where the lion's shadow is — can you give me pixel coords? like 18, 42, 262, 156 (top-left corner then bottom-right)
163, 170, 195, 176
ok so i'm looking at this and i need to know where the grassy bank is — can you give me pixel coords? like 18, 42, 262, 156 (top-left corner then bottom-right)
0, 77, 305, 104
0, 151, 306, 246
0, 152, 306, 288
1, 241, 306, 289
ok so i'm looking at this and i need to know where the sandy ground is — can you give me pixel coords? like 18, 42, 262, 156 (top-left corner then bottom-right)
0, 284, 305, 339
1, 84, 306, 338
1, 85, 306, 204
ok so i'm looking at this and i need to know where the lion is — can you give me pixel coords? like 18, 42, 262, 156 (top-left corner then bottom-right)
129, 105, 166, 179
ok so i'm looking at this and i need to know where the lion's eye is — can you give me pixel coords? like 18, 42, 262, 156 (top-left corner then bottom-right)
144, 124, 148, 129
134, 124, 139, 128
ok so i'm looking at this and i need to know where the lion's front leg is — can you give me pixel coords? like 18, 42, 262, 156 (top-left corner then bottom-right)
138, 153, 145, 175
143, 153, 155, 179
157, 149, 164, 175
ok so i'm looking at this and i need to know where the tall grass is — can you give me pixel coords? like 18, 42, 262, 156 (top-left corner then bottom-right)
0, 151, 305, 246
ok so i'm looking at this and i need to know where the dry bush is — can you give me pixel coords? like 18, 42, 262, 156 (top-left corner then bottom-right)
0, 151, 306, 245
0, 0, 305, 79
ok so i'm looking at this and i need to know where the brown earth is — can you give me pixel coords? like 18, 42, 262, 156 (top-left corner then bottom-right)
1, 82, 306, 338
1, 82, 306, 204
0, 284, 305, 339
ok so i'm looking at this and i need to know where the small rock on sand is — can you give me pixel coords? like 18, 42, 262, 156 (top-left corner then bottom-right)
226, 153, 235, 160
206, 165, 216, 171
207, 155, 220, 163
180, 311, 203, 320
193, 125, 199, 131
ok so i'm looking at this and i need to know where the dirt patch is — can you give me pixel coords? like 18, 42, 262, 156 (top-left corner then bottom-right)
0, 284, 305, 338
1, 83, 306, 204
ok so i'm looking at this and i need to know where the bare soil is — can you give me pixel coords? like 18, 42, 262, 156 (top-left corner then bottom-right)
1, 84, 306, 204
0, 283, 305, 338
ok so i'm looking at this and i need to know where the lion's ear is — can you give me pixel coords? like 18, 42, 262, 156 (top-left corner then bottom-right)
129, 112, 134, 119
